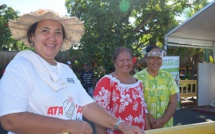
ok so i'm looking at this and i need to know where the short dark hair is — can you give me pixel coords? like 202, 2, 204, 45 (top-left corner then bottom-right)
27, 22, 38, 43
145, 45, 161, 53
112, 47, 132, 62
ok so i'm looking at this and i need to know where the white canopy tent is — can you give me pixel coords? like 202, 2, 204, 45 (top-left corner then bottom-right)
165, 1, 215, 106
165, 0, 215, 49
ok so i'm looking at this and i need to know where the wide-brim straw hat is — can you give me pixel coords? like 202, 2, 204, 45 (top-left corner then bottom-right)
8, 9, 85, 51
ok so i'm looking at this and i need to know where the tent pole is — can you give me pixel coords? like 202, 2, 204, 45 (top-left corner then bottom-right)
213, 49, 215, 63
205, 49, 209, 63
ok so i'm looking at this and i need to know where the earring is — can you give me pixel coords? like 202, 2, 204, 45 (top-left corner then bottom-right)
31, 40, 34, 46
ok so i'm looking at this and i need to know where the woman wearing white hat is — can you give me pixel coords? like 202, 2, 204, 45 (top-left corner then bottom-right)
0, 10, 145, 134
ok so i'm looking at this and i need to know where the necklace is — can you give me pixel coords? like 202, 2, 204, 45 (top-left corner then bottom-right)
114, 71, 136, 84
114, 71, 130, 79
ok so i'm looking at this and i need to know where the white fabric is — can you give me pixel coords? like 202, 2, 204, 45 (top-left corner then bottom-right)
0, 50, 94, 134
16, 50, 67, 91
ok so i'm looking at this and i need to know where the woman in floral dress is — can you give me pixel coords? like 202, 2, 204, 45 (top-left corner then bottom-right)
94, 47, 150, 134
134, 45, 179, 129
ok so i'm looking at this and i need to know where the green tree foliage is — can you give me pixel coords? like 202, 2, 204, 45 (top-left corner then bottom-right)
167, 46, 205, 79
184, 0, 209, 16
65, 0, 190, 76
0, 4, 17, 50
0, 4, 29, 51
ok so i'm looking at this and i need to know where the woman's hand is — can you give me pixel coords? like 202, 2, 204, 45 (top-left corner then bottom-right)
147, 114, 156, 127
68, 120, 93, 134
119, 123, 145, 134
150, 118, 165, 129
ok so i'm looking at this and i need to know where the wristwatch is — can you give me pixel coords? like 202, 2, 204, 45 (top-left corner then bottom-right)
114, 120, 124, 131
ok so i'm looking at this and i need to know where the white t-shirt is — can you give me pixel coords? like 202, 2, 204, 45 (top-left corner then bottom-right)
0, 51, 94, 133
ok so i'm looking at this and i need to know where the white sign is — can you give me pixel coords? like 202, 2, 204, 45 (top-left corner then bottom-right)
161, 56, 180, 85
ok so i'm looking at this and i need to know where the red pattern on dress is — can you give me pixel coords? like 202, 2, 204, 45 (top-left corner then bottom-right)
94, 75, 147, 134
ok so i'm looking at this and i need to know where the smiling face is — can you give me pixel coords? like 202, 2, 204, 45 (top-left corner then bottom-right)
31, 20, 64, 64
114, 50, 133, 74
145, 47, 163, 75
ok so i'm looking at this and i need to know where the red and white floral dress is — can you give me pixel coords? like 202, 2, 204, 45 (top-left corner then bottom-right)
93, 75, 147, 134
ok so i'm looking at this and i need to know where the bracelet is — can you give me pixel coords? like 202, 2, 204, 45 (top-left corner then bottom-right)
62, 132, 69, 134
114, 120, 123, 131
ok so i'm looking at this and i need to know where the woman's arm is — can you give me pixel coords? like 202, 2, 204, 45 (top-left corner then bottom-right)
83, 102, 145, 134
1, 112, 92, 134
